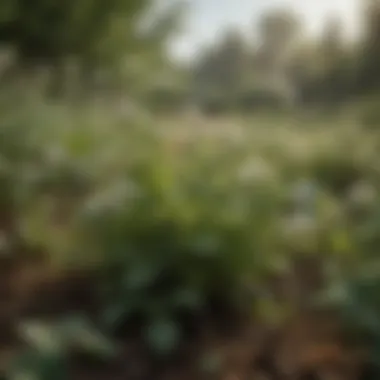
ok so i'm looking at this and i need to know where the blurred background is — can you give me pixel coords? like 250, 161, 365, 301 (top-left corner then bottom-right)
1, 1, 380, 379
1, 0, 379, 113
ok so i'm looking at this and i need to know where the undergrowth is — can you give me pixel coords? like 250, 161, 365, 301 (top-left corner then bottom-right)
1, 97, 380, 379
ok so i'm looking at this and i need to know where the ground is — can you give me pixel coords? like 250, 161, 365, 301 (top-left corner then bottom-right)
0, 253, 369, 380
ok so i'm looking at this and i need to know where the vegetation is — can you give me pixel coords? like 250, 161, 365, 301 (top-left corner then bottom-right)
0, 99, 379, 378
1, 0, 380, 379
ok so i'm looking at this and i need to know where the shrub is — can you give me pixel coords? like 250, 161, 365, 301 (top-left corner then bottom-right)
71, 145, 286, 355
318, 255, 380, 376
237, 88, 288, 112
305, 152, 364, 197
2, 98, 379, 368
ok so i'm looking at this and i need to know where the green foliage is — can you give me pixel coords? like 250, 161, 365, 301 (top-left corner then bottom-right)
319, 257, 380, 369
144, 84, 190, 113
1, 97, 380, 367
0, 0, 151, 62
314, 185, 380, 369
0, 0, 185, 99
305, 152, 364, 197
143, 318, 182, 355
360, 98, 380, 130
8, 351, 68, 380
237, 88, 288, 111
74, 143, 284, 354
6, 317, 117, 380
355, 1, 380, 96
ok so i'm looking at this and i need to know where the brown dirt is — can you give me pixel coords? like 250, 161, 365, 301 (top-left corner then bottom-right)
0, 256, 371, 380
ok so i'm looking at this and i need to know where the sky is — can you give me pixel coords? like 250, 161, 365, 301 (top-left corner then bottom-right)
168, 0, 362, 62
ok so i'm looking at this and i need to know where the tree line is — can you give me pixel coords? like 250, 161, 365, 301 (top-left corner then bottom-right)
0, 0, 379, 113
146, 1, 380, 114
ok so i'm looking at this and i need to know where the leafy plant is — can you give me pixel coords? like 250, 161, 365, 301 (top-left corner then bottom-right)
306, 152, 364, 197
6, 316, 118, 380
72, 144, 286, 354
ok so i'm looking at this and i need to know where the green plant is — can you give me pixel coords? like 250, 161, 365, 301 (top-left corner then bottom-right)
316, 192, 380, 371
317, 259, 380, 374
6, 316, 117, 380
72, 144, 285, 355
306, 152, 364, 197
2, 99, 380, 370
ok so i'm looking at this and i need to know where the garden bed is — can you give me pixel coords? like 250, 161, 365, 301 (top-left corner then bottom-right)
0, 255, 369, 380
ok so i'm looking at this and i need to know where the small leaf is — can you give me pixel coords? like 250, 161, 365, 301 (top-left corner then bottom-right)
190, 234, 220, 257
144, 318, 181, 355
60, 316, 118, 358
18, 322, 65, 354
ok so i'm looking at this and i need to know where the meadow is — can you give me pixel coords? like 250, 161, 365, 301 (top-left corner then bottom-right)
1, 96, 380, 380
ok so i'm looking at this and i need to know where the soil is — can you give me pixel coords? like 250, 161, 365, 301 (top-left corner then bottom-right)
0, 253, 372, 380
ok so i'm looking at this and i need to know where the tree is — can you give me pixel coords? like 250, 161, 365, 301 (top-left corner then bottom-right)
318, 15, 351, 105
0, 1, 147, 63
0, 0, 185, 97
287, 42, 321, 104
193, 28, 250, 111
255, 8, 302, 105
356, 0, 380, 95
258, 8, 301, 58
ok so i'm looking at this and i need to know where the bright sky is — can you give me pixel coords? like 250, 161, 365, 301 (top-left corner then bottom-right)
168, 0, 362, 62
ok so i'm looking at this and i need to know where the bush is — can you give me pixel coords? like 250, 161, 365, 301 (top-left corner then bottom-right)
237, 88, 288, 112
67, 143, 287, 354
305, 152, 364, 197
319, 253, 380, 375
199, 93, 234, 116
144, 86, 189, 114
2, 98, 380, 369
